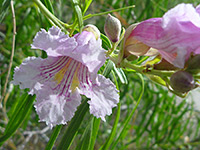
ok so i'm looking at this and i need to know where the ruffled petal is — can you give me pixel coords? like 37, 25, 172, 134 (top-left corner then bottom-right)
196, 4, 200, 14
12, 56, 70, 94
12, 57, 45, 94
32, 27, 106, 73
162, 3, 200, 29
12, 56, 83, 127
71, 31, 107, 73
31, 26, 77, 57
74, 64, 119, 121
86, 75, 119, 121
35, 89, 81, 128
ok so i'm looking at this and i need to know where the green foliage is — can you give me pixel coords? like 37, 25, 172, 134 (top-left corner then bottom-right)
0, 95, 35, 146
57, 99, 89, 150
0, 0, 11, 22
71, 0, 84, 32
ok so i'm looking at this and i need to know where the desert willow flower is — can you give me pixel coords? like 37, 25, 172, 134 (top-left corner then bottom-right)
12, 25, 119, 128
124, 3, 200, 68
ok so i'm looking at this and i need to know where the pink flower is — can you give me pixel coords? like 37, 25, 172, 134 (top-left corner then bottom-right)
125, 3, 200, 68
12, 26, 119, 128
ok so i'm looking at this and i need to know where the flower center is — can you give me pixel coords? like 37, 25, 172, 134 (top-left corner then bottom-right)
54, 57, 80, 93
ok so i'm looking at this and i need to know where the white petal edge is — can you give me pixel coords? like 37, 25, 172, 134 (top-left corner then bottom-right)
87, 74, 119, 121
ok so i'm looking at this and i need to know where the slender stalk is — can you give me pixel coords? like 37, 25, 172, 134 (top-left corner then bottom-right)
0, 0, 16, 121
33, 0, 69, 30
111, 73, 144, 150
83, 5, 135, 20
120, 59, 175, 77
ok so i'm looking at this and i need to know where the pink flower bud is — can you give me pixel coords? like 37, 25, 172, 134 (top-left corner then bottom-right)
170, 71, 195, 93
104, 14, 121, 43
83, 24, 100, 40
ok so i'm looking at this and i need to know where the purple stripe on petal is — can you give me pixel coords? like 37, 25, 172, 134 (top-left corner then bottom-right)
53, 59, 76, 92
61, 60, 79, 96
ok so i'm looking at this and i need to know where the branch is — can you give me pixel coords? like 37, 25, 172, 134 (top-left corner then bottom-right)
0, 0, 16, 121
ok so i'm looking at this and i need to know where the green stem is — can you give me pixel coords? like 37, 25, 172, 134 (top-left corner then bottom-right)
136, 56, 149, 65
111, 73, 144, 150
120, 59, 175, 77
99, 70, 121, 150
33, 0, 69, 30
107, 42, 117, 56
69, 20, 78, 37
83, 5, 135, 20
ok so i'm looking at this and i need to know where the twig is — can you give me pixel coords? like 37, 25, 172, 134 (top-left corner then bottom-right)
0, 0, 16, 120
23, 127, 49, 145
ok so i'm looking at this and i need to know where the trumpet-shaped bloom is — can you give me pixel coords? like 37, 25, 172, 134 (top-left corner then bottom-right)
12, 26, 119, 127
127, 3, 200, 68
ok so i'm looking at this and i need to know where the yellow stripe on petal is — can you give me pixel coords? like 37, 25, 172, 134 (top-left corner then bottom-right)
71, 63, 80, 93
54, 58, 72, 84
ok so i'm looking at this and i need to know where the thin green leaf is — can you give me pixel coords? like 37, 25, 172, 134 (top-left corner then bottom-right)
101, 103, 121, 150
42, 0, 54, 14
45, 125, 62, 150
0, 95, 35, 146
100, 70, 120, 150
102, 60, 114, 78
0, 0, 11, 23
101, 33, 112, 49
89, 118, 101, 150
83, 0, 92, 15
111, 73, 144, 150
101, 71, 121, 150
76, 119, 93, 150
7, 92, 28, 118
83, 5, 135, 20
72, 0, 83, 32
113, 66, 128, 84
57, 99, 89, 150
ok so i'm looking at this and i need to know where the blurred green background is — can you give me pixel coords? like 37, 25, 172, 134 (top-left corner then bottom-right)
1, 0, 200, 149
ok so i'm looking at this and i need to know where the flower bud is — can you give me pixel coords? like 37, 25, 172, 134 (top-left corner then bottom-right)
170, 71, 195, 93
104, 14, 121, 43
83, 24, 100, 40
186, 54, 200, 74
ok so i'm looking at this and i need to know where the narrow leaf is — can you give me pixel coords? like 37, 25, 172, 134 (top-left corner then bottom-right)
83, 0, 92, 15
113, 66, 128, 84
57, 99, 89, 150
43, 0, 54, 14
0, 95, 35, 146
89, 118, 101, 150
0, 0, 11, 23
101, 34, 112, 49
111, 73, 144, 149
102, 60, 114, 78
101, 103, 121, 150
76, 119, 92, 150
45, 125, 62, 150
72, 0, 83, 32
